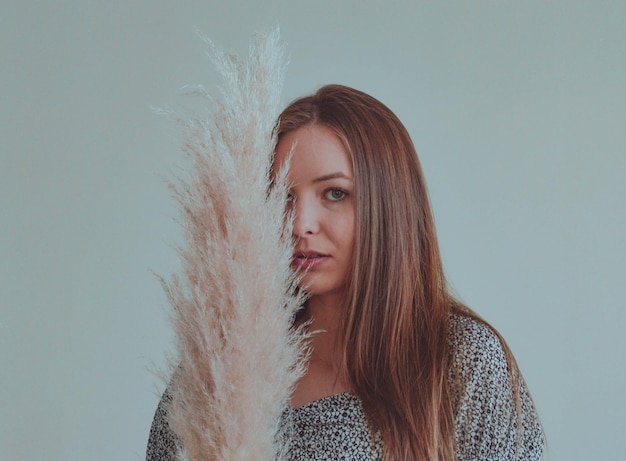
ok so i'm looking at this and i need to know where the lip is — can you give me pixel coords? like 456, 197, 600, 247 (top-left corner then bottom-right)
292, 251, 330, 270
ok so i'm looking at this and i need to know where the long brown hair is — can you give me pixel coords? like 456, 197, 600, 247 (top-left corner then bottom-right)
276, 85, 520, 460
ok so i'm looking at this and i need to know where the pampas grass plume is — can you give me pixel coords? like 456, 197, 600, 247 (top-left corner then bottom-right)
159, 28, 307, 461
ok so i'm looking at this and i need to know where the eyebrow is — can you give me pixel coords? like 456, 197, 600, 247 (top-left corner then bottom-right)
313, 172, 353, 183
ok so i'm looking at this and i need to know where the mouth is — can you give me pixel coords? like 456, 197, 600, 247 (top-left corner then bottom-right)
292, 251, 330, 270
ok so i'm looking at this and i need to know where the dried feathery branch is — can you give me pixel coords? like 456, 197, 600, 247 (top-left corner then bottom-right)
158, 28, 307, 461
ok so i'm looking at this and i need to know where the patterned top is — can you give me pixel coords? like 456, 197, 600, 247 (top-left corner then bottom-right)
146, 314, 544, 460
279, 393, 383, 460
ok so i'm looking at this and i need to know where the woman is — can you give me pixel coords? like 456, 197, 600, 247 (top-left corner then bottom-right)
147, 85, 544, 460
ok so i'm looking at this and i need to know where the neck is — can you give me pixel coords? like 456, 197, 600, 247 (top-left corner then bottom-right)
303, 293, 344, 367
290, 291, 352, 407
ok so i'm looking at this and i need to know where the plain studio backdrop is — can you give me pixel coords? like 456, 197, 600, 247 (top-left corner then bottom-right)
1, 1, 624, 460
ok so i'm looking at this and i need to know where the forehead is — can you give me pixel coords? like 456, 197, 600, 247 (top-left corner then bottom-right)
274, 124, 353, 181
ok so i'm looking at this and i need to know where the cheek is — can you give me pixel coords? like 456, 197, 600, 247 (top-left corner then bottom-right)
336, 216, 356, 253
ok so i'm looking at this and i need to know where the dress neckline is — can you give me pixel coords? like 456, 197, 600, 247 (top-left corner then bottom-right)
290, 391, 356, 411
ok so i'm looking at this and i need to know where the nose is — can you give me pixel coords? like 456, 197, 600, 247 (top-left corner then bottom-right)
292, 196, 319, 237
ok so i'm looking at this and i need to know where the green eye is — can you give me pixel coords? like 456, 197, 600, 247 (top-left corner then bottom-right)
325, 189, 346, 201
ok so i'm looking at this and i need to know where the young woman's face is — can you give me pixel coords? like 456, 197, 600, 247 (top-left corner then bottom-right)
274, 124, 356, 302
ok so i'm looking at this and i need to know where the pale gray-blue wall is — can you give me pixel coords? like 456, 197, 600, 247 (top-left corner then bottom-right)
2, 1, 624, 460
